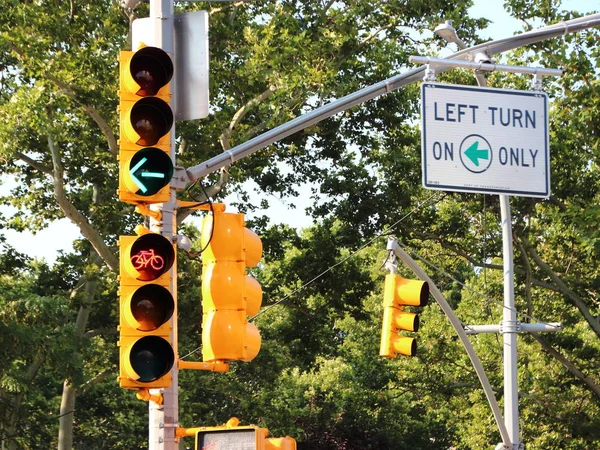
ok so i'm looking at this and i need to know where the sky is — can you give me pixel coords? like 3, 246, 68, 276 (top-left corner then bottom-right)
1, 0, 597, 264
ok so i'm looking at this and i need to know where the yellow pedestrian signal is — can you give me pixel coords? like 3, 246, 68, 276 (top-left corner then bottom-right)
200, 211, 263, 363
190, 417, 296, 450
379, 273, 429, 358
118, 46, 174, 205
118, 231, 176, 389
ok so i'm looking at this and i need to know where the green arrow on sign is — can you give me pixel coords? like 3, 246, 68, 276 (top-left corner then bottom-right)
130, 157, 166, 194
464, 141, 489, 167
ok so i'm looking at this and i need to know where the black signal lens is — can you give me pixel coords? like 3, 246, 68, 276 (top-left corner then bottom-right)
129, 336, 175, 382
130, 284, 174, 331
130, 97, 174, 146
130, 47, 174, 97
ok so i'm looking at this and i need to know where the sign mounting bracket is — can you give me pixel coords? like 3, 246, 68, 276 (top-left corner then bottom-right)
409, 55, 562, 79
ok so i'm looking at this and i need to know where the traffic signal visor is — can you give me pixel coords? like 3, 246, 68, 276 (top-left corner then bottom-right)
119, 48, 174, 148
201, 261, 262, 314
120, 335, 175, 384
120, 47, 173, 99
121, 233, 175, 282
119, 147, 174, 203
200, 212, 262, 266
202, 309, 261, 362
200, 262, 262, 362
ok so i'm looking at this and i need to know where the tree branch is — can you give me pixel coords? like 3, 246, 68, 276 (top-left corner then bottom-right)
83, 327, 118, 339
15, 151, 53, 175
45, 73, 118, 156
8, 41, 118, 156
220, 85, 278, 150
515, 238, 534, 321
46, 114, 118, 271
240, 92, 307, 142
530, 333, 600, 399
208, 1, 248, 17
77, 369, 113, 396
521, 235, 600, 339
411, 230, 558, 292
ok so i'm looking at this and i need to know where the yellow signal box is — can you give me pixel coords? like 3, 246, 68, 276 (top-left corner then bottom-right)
200, 211, 263, 362
379, 273, 429, 357
118, 46, 174, 205
118, 231, 176, 389
191, 417, 296, 450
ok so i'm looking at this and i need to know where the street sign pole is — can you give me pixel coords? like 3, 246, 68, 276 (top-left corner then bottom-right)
146, 1, 178, 449
499, 195, 520, 450
416, 31, 566, 450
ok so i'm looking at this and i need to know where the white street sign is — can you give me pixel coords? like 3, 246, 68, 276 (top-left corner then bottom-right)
420, 83, 550, 197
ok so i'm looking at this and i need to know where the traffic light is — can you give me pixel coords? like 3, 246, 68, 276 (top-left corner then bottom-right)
118, 46, 174, 204
193, 418, 296, 450
118, 230, 176, 389
379, 273, 429, 357
200, 211, 262, 363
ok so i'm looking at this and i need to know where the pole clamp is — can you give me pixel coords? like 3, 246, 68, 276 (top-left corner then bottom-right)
499, 320, 521, 334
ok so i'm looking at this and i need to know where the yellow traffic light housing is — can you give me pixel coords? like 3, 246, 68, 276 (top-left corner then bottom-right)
118, 47, 174, 205
190, 417, 296, 450
118, 231, 176, 389
200, 211, 263, 363
379, 273, 429, 358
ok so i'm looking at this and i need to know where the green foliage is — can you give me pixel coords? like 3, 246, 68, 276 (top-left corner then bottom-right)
0, 0, 599, 448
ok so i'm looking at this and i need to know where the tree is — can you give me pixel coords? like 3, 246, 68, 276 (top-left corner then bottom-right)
0, 0, 599, 448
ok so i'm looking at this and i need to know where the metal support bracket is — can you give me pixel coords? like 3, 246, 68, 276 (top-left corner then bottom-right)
178, 359, 230, 372
495, 443, 524, 450
465, 322, 563, 335
423, 65, 437, 82
171, 166, 190, 190
409, 55, 562, 78
136, 204, 162, 221
136, 389, 164, 405
532, 73, 544, 91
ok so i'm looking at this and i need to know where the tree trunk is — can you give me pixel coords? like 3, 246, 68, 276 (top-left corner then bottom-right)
58, 381, 76, 450
57, 278, 98, 450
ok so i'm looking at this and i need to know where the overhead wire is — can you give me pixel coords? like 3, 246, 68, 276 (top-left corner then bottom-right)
397, 241, 562, 331
181, 179, 215, 258
184, 183, 559, 364
180, 191, 444, 360
248, 188, 559, 334
249, 191, 444, 320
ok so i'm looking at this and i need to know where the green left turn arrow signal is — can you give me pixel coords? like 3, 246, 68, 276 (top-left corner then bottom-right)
131, 157, 166, 193
128, 148, 174, 196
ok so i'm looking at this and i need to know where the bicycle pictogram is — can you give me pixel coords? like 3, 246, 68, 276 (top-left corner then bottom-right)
131, 249, 165, 272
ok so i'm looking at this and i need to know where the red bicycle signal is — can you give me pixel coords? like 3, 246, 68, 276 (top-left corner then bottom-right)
128, 233, 174, 281
131, 249, 165, 272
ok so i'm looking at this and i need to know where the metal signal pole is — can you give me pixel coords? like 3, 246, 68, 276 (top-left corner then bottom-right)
146, 1, 178, 449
